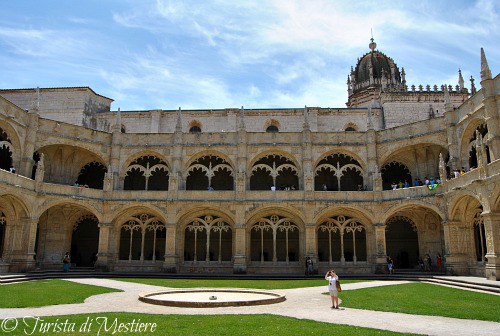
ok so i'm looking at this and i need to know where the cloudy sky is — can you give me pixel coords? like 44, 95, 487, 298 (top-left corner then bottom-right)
0, 0, 498, 111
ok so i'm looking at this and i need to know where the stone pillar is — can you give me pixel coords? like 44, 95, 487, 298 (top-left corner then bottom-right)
304, 223, 317, 274
442, 220, 470, 275
95, 222, 113, 271
373, 223, 387, 273
366, 129, 379, 191
21, 111, 39, 177
163, 222, 178, 273
233, 223, 247, 273
482, 211, 500, 280
9, 217, 38, 272
480, 77, 500, 161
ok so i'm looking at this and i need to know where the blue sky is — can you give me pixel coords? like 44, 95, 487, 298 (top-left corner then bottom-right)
0, 0, 498, 110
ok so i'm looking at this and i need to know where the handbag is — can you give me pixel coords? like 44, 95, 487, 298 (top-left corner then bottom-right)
335, 279, 342, 292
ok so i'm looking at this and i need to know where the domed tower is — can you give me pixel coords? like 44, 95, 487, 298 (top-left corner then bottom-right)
346, 38, 405, 107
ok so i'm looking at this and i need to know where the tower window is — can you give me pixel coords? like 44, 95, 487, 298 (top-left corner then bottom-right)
266, 125, 279, 132
189, 126, 202, 133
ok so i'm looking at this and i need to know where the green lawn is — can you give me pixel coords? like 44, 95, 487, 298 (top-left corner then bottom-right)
1, 313, 417, 336
339, 282, 500, 322
0, 279, 120, 308
110, 277, 365, 289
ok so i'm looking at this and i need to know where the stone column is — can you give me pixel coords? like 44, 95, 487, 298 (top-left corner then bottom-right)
6, 217, 38, 272
233, 223, 247, 274
95, 222, 113, 271
442, 220, 470, 275
163, 222, 178, 273
482, 211, 500, 280
21, 111, 39, 177
373, 223, 387, 273
304, 223, 317, 274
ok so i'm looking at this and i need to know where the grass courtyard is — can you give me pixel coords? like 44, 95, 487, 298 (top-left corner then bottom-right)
0, 278, 499, 335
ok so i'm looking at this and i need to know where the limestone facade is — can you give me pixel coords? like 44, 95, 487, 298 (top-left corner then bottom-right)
0, 43, 499, 280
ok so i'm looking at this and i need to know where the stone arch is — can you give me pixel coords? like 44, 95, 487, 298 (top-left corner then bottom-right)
111, 206, 168, 263
35, 144, 107, 185
0, 193, 32, 262
249, 152, 300, 190
465, 123, 490, 169
247, 207, 304, 264
76, 161, 107, 189
0, 120, 22, 170
314, 152, 364, 191
459, 118, 487, 168
380, 143, 448, 186
36, 202, 100, 267
123, 154, 170, 191
381, 161, 412, 190
180, 211, 234, 264
36, 198, 102, 222
0, 126, 16, 171
116, 212, 166, 262
34, 141, 107, 165
121, 150, 171, 172
317, 214, 368, 263
384, 203, 444, 269
447, 192, 485, 220
185, 153, 234, 190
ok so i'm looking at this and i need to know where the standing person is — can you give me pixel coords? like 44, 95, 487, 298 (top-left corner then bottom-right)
424, 254, 431, 271
63, 252, 70, 272
305, 257, 313, 275
436, 253, 442, 269
387, 255, 394, 274
325, 270, 340, 309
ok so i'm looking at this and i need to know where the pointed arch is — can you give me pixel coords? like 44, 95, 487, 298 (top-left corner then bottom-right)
314, 153, 364, 191
124, 155, 170, 190
186, 154, 234, 190
250, 153, 299, 190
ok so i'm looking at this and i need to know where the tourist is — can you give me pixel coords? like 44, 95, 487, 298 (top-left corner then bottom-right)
270, 185, 276, 191
403, 180, 409, 188
9, 166, 15, 173
418, 257, 425, 271
387, 255, 394, 274
322, 184, 327, 191
424, 254, 431, 271
424, 177, 430, 185
414, 178, 419, 186
391, 182, 397, 190
436, 253, 442, 268
63, 252, 70, 272
325, 270, 340, 309
305, 257, 313, 275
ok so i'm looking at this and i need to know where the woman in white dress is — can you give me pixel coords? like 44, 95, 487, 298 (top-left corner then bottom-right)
325, 270, 339, 309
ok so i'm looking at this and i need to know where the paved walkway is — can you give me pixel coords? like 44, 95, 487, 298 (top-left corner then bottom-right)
1, 278, 499, 335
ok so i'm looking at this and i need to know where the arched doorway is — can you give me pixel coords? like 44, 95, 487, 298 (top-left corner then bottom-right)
385, 216, 419, 268
71, 215, 99, 267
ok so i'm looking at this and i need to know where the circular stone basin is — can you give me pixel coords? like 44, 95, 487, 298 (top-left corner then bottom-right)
139, 288, 286, 308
